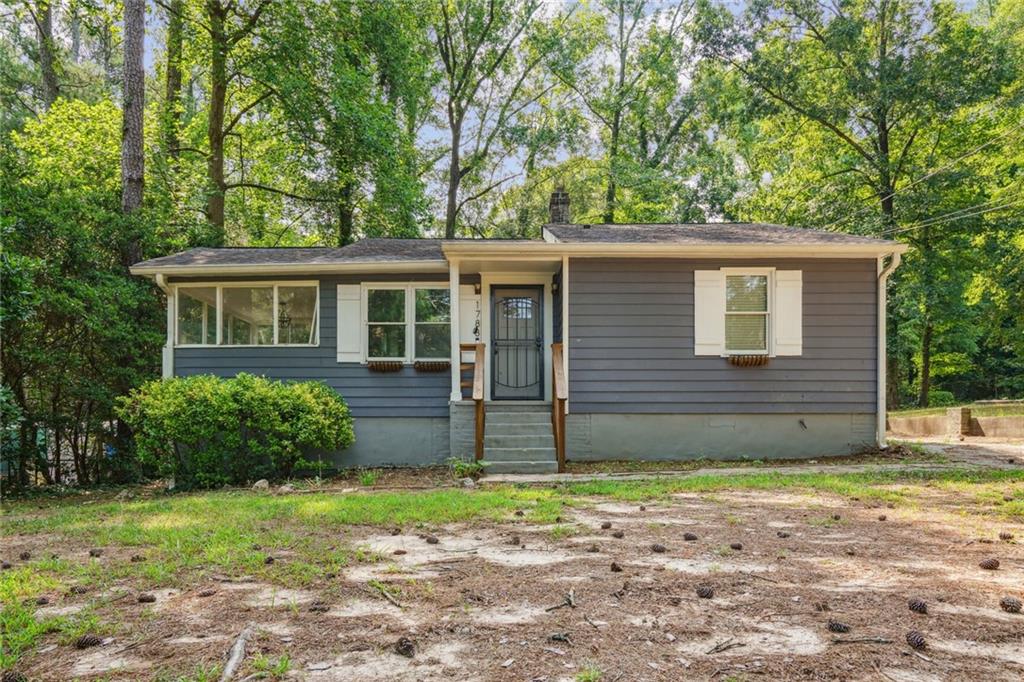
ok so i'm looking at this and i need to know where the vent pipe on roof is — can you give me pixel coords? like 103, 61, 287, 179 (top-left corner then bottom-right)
549, 185, 571, 224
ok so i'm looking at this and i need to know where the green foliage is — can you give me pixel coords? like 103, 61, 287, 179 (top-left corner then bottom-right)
117, 374, 355, 488
926, 390, 957, 407
358, 469, 380, 487
448, 457, 487, 480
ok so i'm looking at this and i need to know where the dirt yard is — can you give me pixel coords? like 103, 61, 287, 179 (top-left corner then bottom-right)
2, 467, 1023, 681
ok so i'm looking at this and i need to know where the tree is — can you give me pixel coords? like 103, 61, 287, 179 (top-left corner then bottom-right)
547, 0, 705, 223
121, 0, 145, 224
711, 0, 1017, 406
256, 0, 434, 245
434, 0, 564, 238
163, 0, 184, 159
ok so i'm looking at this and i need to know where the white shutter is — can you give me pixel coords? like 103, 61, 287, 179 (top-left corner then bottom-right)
774, 270, 802, 356
694, 270, 726, 355
336, 284, 362, 362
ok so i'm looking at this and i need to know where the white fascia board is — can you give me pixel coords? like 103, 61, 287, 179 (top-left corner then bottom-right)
441, 241, 909, 259
130, 260, 448, 278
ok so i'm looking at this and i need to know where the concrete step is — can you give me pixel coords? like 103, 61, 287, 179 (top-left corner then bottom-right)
485, 421, 554, 436
486, 412, 552, 425
485, 460, 559, 474
486, 402, 552, 413
484, 434, 555, 449
483, 447, 557, 463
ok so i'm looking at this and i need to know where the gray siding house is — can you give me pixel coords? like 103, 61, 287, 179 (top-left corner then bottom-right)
131, 197, 906, 473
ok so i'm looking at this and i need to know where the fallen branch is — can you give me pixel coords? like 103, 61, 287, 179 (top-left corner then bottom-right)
545, 588, 577, 612
369, 582, 404, 609
741, 571, 779, 584
219, 625, 255, 682
831, 637, 894, 645
706, 638, 746, 655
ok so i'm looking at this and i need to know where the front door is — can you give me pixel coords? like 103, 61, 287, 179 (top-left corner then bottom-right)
491, 286, 543, 400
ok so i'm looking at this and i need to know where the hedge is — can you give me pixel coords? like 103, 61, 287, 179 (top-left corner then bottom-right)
117, 374, 354, 488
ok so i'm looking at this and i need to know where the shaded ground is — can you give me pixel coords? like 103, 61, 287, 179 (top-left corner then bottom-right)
2, 468, 1023, 681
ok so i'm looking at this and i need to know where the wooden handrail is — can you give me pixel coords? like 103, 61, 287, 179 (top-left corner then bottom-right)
460, 343, 486, 461
551, 342, 567, 472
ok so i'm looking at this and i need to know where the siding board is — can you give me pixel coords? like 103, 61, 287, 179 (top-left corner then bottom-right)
568, 258, 877, 414
174, 276, 451, 418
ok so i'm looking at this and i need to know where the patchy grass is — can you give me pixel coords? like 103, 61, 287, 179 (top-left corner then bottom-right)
890, 402, 1024, 418
2, 464, 1023, 673
552, 467, 1024, 508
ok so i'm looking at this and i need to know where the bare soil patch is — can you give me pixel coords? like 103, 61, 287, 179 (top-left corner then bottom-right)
5, 482, 1024, 681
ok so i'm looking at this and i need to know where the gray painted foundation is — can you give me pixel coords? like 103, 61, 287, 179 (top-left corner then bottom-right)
449, 402, 477, 461
567, 413, 877, 460
321, 417, 450, 468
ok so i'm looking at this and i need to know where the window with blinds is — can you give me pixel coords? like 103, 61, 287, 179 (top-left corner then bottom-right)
725, 274, 769, 353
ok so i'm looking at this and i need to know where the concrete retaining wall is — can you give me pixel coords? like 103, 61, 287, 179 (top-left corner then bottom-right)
887, 408, 1024, 438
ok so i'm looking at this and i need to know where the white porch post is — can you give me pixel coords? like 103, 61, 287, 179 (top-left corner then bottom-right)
449, 259, 461, 402
156, 274, 174, 378
562, 255, 569, 413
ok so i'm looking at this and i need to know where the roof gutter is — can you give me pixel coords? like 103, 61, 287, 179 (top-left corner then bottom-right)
443, 241, 908, 259
130, 260, 449, 278
876, 251, 903, 448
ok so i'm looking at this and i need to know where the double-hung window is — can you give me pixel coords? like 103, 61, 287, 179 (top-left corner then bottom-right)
724, 272, 770, 354
364, 285, 450, 362
175, 283, 319, 346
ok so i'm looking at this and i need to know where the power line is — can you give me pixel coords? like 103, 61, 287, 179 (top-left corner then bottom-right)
816, 109, 1024, 233
881, 195, 1024, 237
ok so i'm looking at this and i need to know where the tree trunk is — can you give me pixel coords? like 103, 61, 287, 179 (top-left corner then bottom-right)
36, 1, 59, 108
603, 111, 620, 223
70, 8, 81, 64
337, 180, 355, 246
206, 1, 229, 240
164, 0, 184, 159
122, 0, 145, 214
918, 321, 933, 407
444, 115, 462, 239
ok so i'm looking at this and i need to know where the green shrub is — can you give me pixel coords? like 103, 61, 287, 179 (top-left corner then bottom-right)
927, 389, 957, 407
117, 374, 354, 488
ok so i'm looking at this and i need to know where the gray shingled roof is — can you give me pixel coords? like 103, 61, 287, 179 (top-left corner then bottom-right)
133, 239, 445, 269
544, 223, 896, 246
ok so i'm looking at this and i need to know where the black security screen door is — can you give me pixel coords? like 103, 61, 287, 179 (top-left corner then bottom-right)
491, 286, 543, 400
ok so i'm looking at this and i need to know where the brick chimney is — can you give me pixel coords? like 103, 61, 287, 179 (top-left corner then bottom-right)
548, 185, 571, 224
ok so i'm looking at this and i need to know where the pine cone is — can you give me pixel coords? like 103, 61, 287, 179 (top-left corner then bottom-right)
1000, 596, 1022, 614
979, 558, 1000, 570
906, 630, 927, 650
651, 543, 667, 553
610, 562, 623, 573
683, 532, 698, 541
611, 530, 625, 539
394, 636, 416, 658
600, 521, 612, 530
75, 633, 103, 649
998, 532, 1013, 541
137, 593, 156, 604
696, 585, 714, 599
309, 601, 329, 613
908, 598, 928, 614
19, 551, 30, 561
777, 531, 791, 538
730, 542, 743, 551
827, 619, 850, 633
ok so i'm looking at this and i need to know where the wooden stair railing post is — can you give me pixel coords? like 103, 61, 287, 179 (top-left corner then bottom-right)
551, 343, 567, 472
460, 342, 486, 462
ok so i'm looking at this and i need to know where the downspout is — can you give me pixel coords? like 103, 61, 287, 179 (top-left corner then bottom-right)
155, 274, 174, 379
876, 252, 901, 447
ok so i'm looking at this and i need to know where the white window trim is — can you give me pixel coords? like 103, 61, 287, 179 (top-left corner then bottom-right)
361, 283, 452, 363
721, 267, 775, 357
173, 281, 320, 348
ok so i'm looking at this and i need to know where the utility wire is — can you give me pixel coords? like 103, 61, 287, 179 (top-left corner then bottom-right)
816, 109, 1024, 233
881, 195, 1024, 237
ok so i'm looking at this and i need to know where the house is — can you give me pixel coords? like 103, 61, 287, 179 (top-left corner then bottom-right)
130, 192, 907, 473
